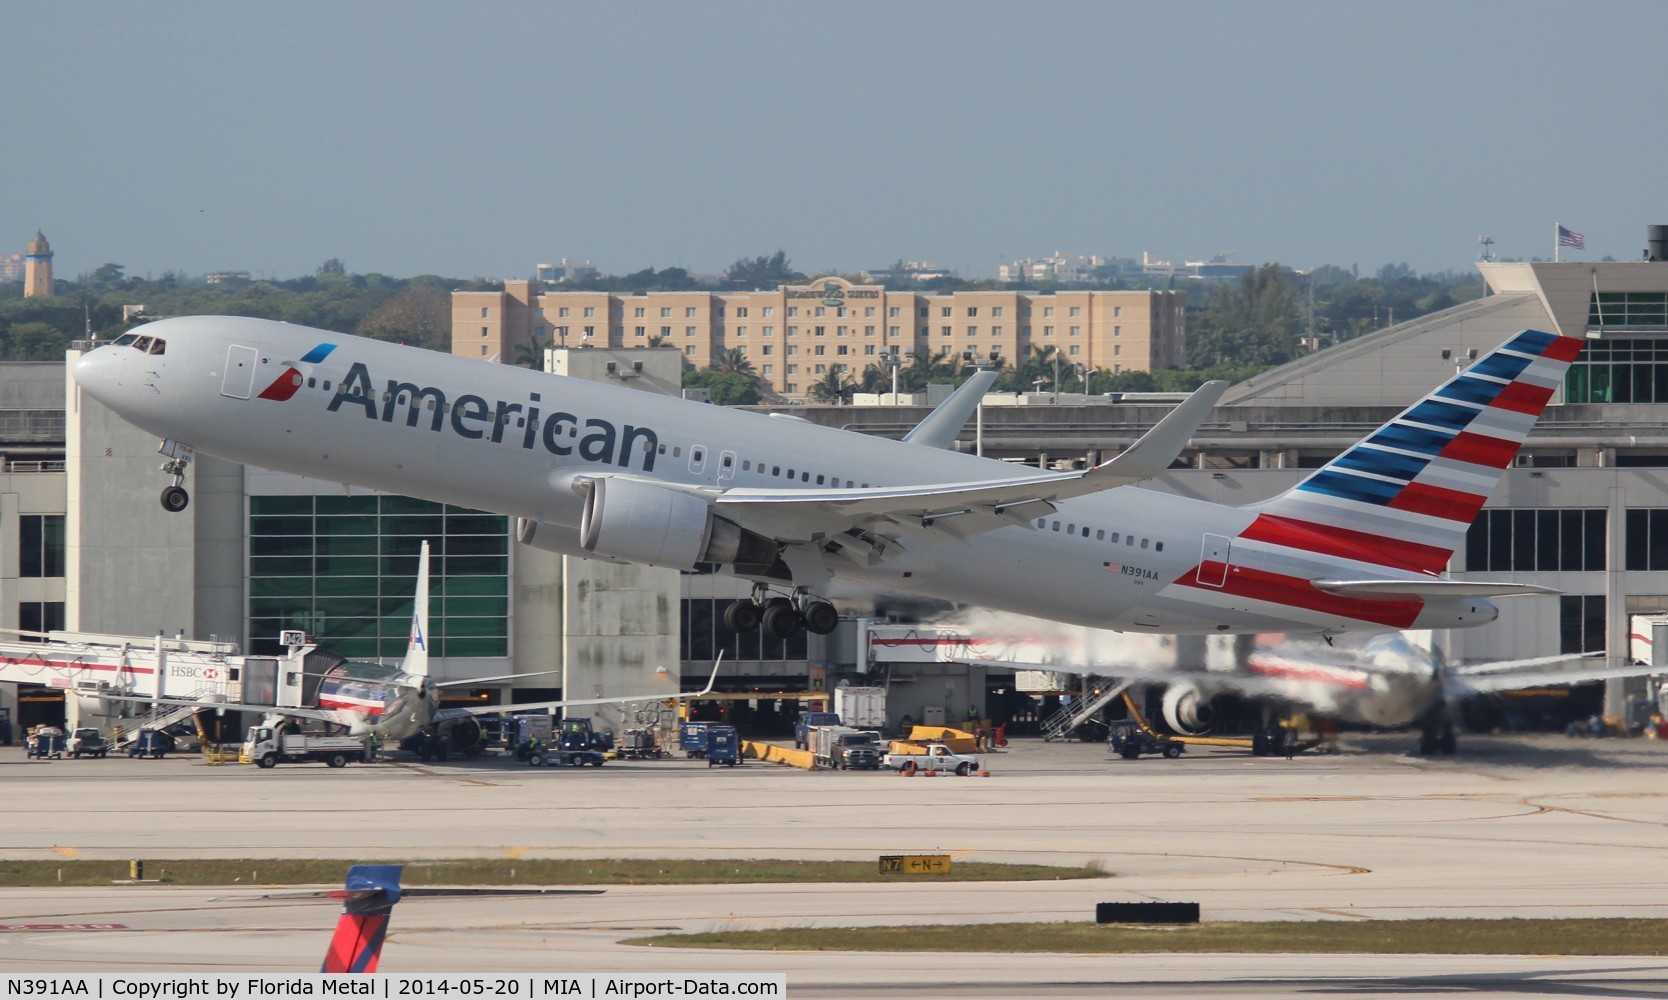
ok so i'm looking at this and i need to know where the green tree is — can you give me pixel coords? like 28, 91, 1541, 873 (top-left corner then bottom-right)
724, 251, 803, 289
356, 285, 451, 350
317, 258, 346, 276
682, 370, 762, 406
710, 347, 756, 376
807, 365, 854, 404
512, 334, 551, 369
1187, 264, 1301, 368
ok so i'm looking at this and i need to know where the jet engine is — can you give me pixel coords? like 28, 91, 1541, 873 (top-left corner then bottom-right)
578, 476, 777, 572
1161, 683, 1216, 735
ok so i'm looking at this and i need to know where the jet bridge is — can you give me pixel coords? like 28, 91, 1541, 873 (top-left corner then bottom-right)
0, 629, 316, 732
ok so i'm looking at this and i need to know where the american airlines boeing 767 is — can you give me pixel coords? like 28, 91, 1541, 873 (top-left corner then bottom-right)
72, 316, 1580, 639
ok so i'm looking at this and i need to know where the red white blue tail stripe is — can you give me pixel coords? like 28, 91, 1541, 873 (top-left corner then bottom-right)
1251, 329, 1584, 573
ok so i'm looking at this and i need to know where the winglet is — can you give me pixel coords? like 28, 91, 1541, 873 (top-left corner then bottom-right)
902, 369, 999, 449
1087, 380, 1227, 482
322, 864, 403, 973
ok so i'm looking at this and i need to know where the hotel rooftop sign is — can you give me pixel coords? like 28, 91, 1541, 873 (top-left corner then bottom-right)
783, 277, 881, 305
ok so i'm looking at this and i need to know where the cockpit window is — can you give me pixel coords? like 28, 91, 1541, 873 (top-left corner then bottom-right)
146, 338, 166, 355
133, 336, 153, 353
113, 333, 139, 346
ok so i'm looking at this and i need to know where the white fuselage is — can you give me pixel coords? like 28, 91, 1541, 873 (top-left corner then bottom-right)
73, 316, 1496, 636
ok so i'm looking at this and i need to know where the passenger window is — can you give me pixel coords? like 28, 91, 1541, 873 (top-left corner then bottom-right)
1082, 527, 1090, 538
1096, 529, 1105, 540
308, 377, 317, 388
1126, 536, 1135, 546
673, 447, 682, 457
742, 460, 752, 471
1067, 523, 1075, 533
773, 466, 781, 476
1111, 532, 1120, 543
816, 475, 825, 485
1141, 538, 1150, 549
323, 381, 331, 391
1052, 521, 1061, 531
1155, 541, 1164, 552
787, 469, 795, 478
801, 472, 810, 482
1037, 519, 1046, 528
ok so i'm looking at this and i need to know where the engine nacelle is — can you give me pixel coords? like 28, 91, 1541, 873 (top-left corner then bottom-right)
1161, 683, 1215, 736
578, 476, 776, 571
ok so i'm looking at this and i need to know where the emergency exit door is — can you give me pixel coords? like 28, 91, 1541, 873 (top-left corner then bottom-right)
1196, 533, 1232, 588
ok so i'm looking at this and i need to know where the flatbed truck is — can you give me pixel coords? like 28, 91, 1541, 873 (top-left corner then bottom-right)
242, 727, 364, 768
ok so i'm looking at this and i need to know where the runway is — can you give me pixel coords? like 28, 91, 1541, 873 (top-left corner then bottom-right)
3, 733, 1667, 997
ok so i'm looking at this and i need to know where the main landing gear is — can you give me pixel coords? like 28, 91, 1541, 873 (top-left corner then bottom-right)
723, 587, 839, 639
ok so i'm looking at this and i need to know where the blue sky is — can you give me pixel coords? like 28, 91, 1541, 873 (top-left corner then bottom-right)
5, 1, 1663, 281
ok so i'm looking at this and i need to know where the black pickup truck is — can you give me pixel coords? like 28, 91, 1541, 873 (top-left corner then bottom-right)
1107, 722, 1185, 760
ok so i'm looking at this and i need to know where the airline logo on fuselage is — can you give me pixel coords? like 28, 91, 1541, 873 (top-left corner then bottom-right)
323, 360, 660, 472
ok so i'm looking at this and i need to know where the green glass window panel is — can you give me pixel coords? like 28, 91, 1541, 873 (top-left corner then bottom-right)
315, 556, 378, 576
251, 556, 313, 576
379, 597, 417, 616
316, 516, 378, 536
316, 534, 378, 556
445, 515, 504, 536
330, 638, 379, 658
378, 614, 415, 637
380, 496, 443, 515
377, 638, 408, 658
439, 576, 507, 596
315, 495, 378, 515
437, 637, 508, 657
442, 617, 507, 638
316, 575, 380, 597
1566, 366, 1590, 403
250, 516, 314, 536
442, 596, 508, 617
384, 515, 444, 537
378, 556, 421, 579
251, 496, 313, 515
444, 534, 508, 556
251, 536, 314, 557
250, 577, 312, 598
249, 598, 314, 617
315, 596, 380, 619
445, 555, 508, 575
380, 535, 432, 556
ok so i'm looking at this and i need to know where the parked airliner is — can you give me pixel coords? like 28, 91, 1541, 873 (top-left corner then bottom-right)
72, 317, 1582, 639
113, 541, 720, 751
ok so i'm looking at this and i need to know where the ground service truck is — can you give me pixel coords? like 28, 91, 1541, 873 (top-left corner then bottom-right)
811, 726, 883, 770
834, 685, 886, 731
243, 727, 364, 768
883, 742, 980, 775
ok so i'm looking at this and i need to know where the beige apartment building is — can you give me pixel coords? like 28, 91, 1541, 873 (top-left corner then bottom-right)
452, 277, 1185, 397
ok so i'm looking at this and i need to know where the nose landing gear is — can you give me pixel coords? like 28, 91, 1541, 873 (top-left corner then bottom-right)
160, 459, 190, 512
157, 439, 194, 512
723, 587, 839, 638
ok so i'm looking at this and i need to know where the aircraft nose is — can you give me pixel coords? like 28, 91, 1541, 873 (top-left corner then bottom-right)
71, 348, 118, 405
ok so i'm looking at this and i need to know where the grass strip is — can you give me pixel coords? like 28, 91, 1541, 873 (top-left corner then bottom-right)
0, 858, 1103, 887
632, 918, 1668, 956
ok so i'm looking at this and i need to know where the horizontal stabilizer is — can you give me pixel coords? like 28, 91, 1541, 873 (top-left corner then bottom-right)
1311, 579, 1561, 600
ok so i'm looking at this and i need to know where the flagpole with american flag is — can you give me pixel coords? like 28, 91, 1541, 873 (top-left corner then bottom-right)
1556, 223, 1585, 262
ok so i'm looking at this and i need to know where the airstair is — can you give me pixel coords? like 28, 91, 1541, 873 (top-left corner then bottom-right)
1041, 677, 1133, 741
110, 691, 219, 749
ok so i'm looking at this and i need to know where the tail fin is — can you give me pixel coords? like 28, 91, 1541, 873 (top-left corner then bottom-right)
321, 864, 403, 973
1249, 329, 1585, 573
402, 541, 430, 679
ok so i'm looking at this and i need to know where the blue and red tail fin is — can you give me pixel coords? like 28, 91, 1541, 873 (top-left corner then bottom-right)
321, 864, 403, 974
1248, 329, 1586, 574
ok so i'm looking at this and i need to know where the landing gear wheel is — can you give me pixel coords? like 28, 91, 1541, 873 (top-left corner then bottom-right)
161, 485, 190, 512
802, 600, 839, 635
762, 602, 803, 639
724, 600, 762, 633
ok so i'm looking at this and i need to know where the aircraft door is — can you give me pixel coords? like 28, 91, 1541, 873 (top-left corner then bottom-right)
717, 450, 737, 484
1196, 533, 1231, 588
221, 346, 258, 399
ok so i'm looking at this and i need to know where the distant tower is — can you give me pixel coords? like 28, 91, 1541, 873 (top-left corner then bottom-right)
24, 231, 54, 298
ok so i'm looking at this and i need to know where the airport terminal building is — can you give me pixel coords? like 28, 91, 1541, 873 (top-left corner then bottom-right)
3, 258, 1667, 732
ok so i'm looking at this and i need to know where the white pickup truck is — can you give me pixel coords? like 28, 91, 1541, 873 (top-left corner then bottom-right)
242, 727, 364, 769
883, 742, 980, 776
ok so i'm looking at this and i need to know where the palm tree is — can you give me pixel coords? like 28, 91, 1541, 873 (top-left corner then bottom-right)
899, 350, 955, 392
710, 347, 755, 377
807, 365, 853, 404
513, 334, 551, 370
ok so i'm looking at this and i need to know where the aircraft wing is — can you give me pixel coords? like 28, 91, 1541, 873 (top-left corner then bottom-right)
712, 380, 1228, 550
432, 654, 724, 721
1443, 652, 1653, 696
